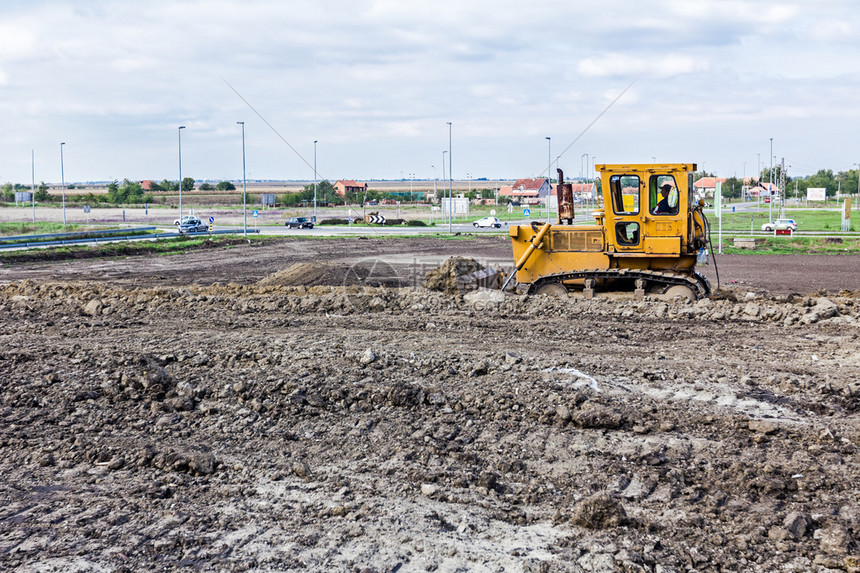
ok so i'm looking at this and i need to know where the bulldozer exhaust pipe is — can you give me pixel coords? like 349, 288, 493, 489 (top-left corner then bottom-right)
557, 168, 575, 224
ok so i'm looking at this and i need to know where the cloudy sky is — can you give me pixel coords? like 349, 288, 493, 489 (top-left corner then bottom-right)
1, 0, 859, 185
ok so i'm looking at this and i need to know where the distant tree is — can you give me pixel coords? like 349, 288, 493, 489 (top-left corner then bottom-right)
280, 192, 302, 206
199, 183, 215, 191
836, 169, 860, 198
215, 181, 235, 191
759, 165, 791, 185
721, 177, 743, 199
181, 177, 195, 192
2, 183, 13, 201
805, 169, 837, 197
35, 182, 51, 202
300, 180, 338, 204
160, 179, 178, 191
106, 179, 153, 204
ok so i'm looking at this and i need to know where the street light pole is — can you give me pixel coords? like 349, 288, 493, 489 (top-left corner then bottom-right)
546, 137, 552, 221
313, 140, 318, 221
447, 122, 452, 233
769, 138, 773, 222
442, 151, 447, 224
60, 142, 66, 226
237, 122, 246, 237
178, 126, 186, 221
31, 149, 36, 223
410, 173, 414, 202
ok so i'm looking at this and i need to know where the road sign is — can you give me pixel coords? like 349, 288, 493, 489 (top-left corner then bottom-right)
524, 208, 531, 217
208, 216, 214, 223
252, 210, 259, 217
366, 215, 386, 224
490, 209, 496, 216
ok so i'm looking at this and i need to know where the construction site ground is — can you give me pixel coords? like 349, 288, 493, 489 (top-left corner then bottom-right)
1, 236, 859, 572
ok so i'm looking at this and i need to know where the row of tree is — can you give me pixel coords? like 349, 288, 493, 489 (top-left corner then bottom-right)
8, 168, 856, 206
717, 168, 860, 199
0, 178, 241, 205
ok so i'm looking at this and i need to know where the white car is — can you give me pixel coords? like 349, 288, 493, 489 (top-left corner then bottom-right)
177, 216, 209, 233
472, 216, 502, 228
761, 218, 797, 232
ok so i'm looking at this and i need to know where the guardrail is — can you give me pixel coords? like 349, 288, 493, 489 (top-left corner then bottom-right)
0, 228, 259, 250
0, 227, 157, 242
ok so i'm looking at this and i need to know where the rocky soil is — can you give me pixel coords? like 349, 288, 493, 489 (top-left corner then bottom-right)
1, 240, 859, 572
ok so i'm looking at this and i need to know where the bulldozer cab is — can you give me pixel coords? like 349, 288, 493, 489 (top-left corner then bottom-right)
599, 163, 697, 255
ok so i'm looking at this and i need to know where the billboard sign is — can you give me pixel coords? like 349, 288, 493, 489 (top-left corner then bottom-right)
807, 187, 826, 201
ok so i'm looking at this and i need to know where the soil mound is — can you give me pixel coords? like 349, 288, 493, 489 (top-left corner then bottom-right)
423, 256, 485, 293
258, 262, 346, 287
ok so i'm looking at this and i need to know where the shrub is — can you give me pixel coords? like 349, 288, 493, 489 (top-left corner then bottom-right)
319, 218, 350, 225
405, 220, 427, 227
384, 218, 404, 226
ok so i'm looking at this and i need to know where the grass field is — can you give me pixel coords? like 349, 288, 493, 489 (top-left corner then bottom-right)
717, 236, 860, 255
714, 208, 856, 232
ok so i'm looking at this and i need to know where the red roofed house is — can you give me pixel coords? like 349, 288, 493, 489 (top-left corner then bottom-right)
748, 182, 778, 198
334, 180, 368, 197
693, 176, 727, 195
498, 178, 550, 204
550, 182, 595, 200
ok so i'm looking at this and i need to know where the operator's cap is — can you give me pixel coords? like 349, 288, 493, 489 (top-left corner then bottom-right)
660, 183, 672, 191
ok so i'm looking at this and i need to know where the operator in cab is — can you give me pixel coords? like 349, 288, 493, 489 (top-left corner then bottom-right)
654, 183, 673, 214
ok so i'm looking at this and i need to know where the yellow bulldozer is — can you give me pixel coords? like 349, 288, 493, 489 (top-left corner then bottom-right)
506, 162, 714, 300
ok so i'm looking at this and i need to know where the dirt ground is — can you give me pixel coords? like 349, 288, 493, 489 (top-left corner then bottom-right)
3, 235, 860, 294
1, 238, 860, 572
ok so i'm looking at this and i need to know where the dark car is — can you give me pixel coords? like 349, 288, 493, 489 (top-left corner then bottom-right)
285, 217, 314, 229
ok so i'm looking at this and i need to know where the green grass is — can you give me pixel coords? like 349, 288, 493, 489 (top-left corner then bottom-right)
712, 208, 855, 232
0, 235, 275, 264
0, 222, 91, 236
717, 236, 860, 255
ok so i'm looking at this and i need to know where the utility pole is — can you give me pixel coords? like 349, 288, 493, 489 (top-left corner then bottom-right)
31, 149, 36, 223
313, 140, 318, 221
769, 138, 773, 222
237, 122, 247, 237
60, 142, 66, 226
178, 126, 186, 221
442, 151, 447, 225
546, 137, 552, 221
780, 157, 786, 217
447, 122, 453, 233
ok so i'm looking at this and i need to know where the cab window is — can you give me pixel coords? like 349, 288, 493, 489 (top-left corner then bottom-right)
615, 222, 640, 246
649, 175, 679, 215
609, 175, 640, 215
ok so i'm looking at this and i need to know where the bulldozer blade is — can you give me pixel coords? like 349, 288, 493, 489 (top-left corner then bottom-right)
456, 268, 502, 291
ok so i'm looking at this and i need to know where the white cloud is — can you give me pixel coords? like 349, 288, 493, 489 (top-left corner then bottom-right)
0, 0, 859, 182
578, 54, 707, 79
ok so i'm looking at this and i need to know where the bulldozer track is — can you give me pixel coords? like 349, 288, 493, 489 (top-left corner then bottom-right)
528, 268, 712, 298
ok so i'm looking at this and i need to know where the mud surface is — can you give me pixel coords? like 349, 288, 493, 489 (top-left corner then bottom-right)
3, 236, 860, 295
1, 238, 860, 572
